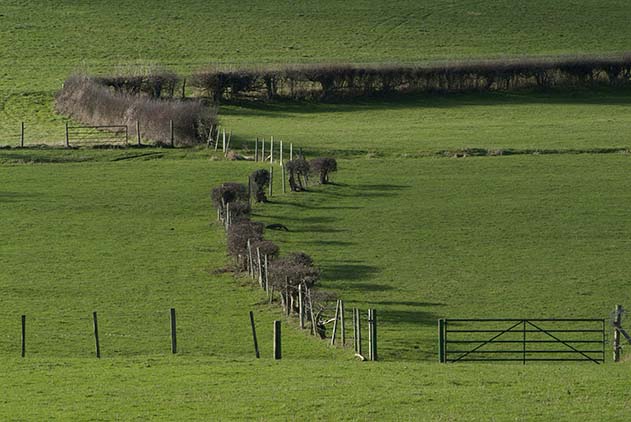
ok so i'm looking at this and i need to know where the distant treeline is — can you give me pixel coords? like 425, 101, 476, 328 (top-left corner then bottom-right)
55, 75, 215, 146
190, 54, 631, 102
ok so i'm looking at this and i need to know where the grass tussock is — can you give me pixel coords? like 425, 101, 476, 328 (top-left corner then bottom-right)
191, 53, 631, 102
55, 75, 216, 146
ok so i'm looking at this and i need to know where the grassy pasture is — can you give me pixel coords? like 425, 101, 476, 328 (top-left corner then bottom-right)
2, 152, 630, 362
2, 0, 631, 146
0, 156, 346, 360
3, 0, 631, 419
2, 0, 631, 93
1, 357, 630, 420
222, 90, 631, 157
1, 151, 631, 419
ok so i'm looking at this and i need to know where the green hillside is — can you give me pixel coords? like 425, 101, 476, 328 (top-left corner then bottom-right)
2, 0, 631, 420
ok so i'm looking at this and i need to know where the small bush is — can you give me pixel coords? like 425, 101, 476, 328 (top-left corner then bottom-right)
285, 158, 310, 191
309, 157, 337, 184
227, 200, 251, 222
250, 240, 280, 258
226, 221, 264, 258
250, 169, 270, 203
211, 182, 248, 210
95, 69, 180, 98
268, 252, 320, 290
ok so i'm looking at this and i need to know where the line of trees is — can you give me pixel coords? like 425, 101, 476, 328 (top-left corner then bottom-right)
190, 54, 631, 102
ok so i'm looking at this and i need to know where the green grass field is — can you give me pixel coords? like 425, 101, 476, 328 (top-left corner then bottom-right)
2, 151, 631, 418
2, 0, 631, 147
3, 0, 631, 419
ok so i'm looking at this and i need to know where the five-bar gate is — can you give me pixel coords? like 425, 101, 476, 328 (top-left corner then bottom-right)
438, 319, 606, 364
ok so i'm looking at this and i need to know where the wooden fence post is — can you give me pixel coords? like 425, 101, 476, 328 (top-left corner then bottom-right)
170, 308, 177, 354
65, 122, 69, 147
290, 143, 293, 161
280, 140, 283, 164
257, 247, 263, 288
281, 163, 286, 194
20, 122, 24, 147
331, 300, 340, 346
270, 136, 274, 164
269, 166, 273, 197
298, 284, 305, 329
438, 319, 446, 363
225, 130, 232, 155
368, 309, 373, 360
368, 309, 377, 361
170, 120, 174, 147
285, 279, 291, 316
308, 288, 317, 336
214, 126, 220, 151
255, 138, 258, 162
614, 304, 622, 362
247, 239, 254, 278
21, 315, 25, 357
249, 311, 260, 359
261, 138, 265, 162
136, 121, 141, 146
93, 311, 101, 358
274, 320, 282, 360
355, 308, 362, 356
340, 300, 346, 346
264, 255, 269, 292
222, 128, 226, 153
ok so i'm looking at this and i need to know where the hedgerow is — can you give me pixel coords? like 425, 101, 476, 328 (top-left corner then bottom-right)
55, 75, 216, 145
190, 54, 631, 102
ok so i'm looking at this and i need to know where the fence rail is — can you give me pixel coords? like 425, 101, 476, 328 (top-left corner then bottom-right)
65, 123, 128, 146
438, 318, 606, 364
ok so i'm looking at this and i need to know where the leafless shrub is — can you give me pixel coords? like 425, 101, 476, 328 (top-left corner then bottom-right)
226, 221, 264, 258
309, 157, 337, 184
95, 69, 180, 98
227, 201, 251, 222
267, 252, 320, 321
55, 75, 216, 145
268, 252, 320, 295
285, 158, 310, 191
250, 169, 270, 203
211, 182, 248, 209
250, 240, 279, 258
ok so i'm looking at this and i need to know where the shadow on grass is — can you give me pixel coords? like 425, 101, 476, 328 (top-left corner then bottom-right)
220, 88, 631, 117
370, 300, 445, 307
298, 240, 354, 247
322, 263, 380, 281
379, 309, 442, 326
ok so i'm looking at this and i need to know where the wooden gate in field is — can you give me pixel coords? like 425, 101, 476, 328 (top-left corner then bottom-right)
438, 319, 606, 364
65, 123, 128, 146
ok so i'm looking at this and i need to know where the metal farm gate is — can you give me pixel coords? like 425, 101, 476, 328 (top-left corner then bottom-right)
438, 319, 606, 364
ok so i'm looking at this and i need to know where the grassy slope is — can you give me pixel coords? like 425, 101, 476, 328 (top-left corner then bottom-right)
0, 155, 347, 360
3, 0, 631, 419
223, 90, 631, 156
1, 357, 630, 420
2, 0, 630, 93
2, 151, 631, 419
2, 0, 631, 145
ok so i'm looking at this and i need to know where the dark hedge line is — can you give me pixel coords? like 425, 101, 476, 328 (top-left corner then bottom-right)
94, 71, 180, 99
55, 75, 216, 146
190, 54, 631, 102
